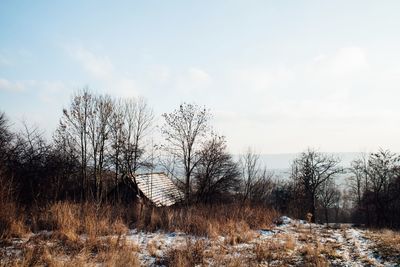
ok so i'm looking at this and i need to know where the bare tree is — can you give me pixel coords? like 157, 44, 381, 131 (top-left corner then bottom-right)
60, 89, 93, 199
249, 169, 275, 205
161, 103, 211, 201
122, 97, 154, 177
238, 148, 274, 205
347, 150, 400, 227
0, 112, 13, 161
14, 122, 51, 204
290, 149, 343, 222
108, 98, 125, 197
349, 156, 367, 208
366, 149, 399, 226
60, 91, 154, 201
194, 135, 240, 204
319, 180, 341, 223
88, 95, 113, 201
239, 148, 262, 203
348, 154, 370, 224
0, 112, 15, 203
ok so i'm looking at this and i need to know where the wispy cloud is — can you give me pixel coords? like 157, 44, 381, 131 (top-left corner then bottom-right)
0, 78, 71, 104
64, 44, 139, 97
175, 67, 212, 94
308, 46, 368, 77
66, 45, 114, 79
0, 78, 29, 92
210, 46, 400, 153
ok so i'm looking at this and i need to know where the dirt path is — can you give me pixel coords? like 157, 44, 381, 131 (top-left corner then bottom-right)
322, 227, 383, 266
270, 220, 395, 266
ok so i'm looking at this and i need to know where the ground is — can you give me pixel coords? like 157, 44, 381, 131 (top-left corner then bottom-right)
1, 217, 400, 266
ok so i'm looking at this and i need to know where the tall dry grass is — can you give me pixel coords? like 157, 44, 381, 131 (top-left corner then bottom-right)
2, 200, 278, 240
138, 203, 279, 237
161, 238, 207, 267
0, 170, 30, 239
366, 229, 400, 264
1, 200, 278, 266
1, 235, 140, 267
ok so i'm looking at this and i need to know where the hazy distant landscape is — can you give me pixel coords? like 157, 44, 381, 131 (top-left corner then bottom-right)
259, 153, 361, 170
259, 153, 365, 188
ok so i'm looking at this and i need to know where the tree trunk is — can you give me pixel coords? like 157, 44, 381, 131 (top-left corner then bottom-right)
325, 207, 329, 224
310, 193, 316, 223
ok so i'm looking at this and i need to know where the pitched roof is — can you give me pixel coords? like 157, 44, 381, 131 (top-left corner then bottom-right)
134, 172, 184, 207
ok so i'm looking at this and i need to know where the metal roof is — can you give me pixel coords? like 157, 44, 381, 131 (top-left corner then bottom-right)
134, 172, 184, 207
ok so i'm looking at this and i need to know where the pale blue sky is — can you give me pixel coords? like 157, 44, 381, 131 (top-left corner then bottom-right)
2, 1, 400, 153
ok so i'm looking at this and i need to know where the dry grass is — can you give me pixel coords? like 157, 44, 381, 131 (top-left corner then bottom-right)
283, 234, 295, 251
161, 238, 206, 267
147, 239, 161, 257
0, 200, 278, 266
1, 233, 140, 267
366, 229, 400, 264
142, 203, 278, 237
254, 240, 285, 265
2, 200, 278, 240
224, 220, 257, 245
0, 202, 30, 239
0, 201, 137, 266
300, 242, 329, 267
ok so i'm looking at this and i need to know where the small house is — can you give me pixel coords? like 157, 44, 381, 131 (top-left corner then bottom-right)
108, 172, 183, 207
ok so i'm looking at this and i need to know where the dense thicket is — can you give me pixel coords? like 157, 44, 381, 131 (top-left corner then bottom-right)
1, 89, 400, 229
348, 150, 400, 228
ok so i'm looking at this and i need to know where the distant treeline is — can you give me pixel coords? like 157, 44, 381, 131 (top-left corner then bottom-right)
1, 88, 400, 229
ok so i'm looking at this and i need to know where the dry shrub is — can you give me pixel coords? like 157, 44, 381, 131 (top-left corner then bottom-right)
318, 241, 341, 260
147, 239, 160, 257
135, 205, 167, 232
0, 201, 29, 239
300, 243, 329, 267
9, 246, 56, 267
0, 171, 25, 239
140, 203, 278, 238
50, 202, 80, 230
298, 232, 313, 243
97, 237, 140, 267
226, 257, 248, 267
3, 235, 139, 267
0, 202, 14, 237
5, 218, 29, 238
150, 207, 162, 229
112, 218, 129, 236
211, 248, 250, 267
367, 229, 400, 264
224, 220, 257, 245
163, 239, 206, 267
34, 202, 129, 240
3, 248, 90, 267
24, 201, 276, 239
105, 247, 140, 267
50, 231, 85, 255
284, 234, 295, 251
254, 241, 283, 264
49, 202, 80, 241
1, 201, 277, 266
80, 203, 115, 238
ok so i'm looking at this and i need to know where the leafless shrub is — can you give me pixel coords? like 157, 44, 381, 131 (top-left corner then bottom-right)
162, 238, 206, 267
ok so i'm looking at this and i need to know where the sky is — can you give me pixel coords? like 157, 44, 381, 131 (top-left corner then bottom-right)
1, 1, 400, 154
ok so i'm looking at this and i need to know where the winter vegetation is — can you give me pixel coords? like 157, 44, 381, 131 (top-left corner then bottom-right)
1, 90, 400, 266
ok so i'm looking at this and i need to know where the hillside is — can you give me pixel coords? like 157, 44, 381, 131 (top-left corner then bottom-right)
2, 216, 399, 266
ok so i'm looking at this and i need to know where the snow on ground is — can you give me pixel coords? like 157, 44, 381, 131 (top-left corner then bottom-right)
1, 217, 399, 266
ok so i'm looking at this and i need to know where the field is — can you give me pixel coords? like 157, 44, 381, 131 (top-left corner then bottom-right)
1, 202, 399, 267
